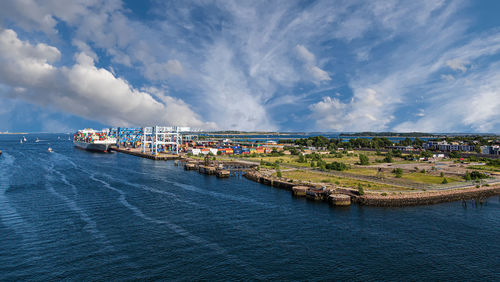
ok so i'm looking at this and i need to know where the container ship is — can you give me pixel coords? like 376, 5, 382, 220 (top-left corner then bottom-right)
73, 129, 116, 152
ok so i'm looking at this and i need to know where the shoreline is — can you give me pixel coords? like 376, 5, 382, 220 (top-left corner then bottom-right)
109, 149, 500, 207
243, 169, 500, 207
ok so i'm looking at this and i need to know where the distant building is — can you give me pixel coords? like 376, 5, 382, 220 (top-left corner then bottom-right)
423, 141, 475, 152
480, 145, 500, 155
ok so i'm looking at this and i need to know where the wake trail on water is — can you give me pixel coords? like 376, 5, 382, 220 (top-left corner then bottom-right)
98, 171, 207, 210
43, 162, 115, 253
89, 173, 264, 280
0, 152, 43, 263
156, 174, 285, 210
54, 151, 289, 243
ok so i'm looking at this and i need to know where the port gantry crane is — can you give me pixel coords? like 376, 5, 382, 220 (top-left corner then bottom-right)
110, 126, 184, 155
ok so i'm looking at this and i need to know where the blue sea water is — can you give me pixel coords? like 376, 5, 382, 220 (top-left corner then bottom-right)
0, 134, 499, 280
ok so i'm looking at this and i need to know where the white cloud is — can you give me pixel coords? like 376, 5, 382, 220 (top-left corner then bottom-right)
440, 74, 455, 81
144, 59, 184, 80
295, 44, 331, 84
296, 44, 315, 64
394, 65, 500, 132
309, 87, 395, 131
309, 66, 331, 82
446, 58, 468, 72
0, 28, 215, 129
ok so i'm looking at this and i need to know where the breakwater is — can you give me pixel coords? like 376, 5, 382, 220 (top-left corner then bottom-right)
244, 169, 500, 207
354, 186, 500, 207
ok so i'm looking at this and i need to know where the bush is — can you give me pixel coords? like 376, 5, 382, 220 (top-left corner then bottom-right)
392, 168, 403, 178
464, 171, 488, 180
276, 170, 282, 178
420, 169, 426, 173
383, 153, 393, 163
381, 192, 387, 196
441, 178, 448, 184
358, 184, 365, 195
359, 154, 369, 165
319, 163, 326, 171
470, 171, 488, 180
326, 161, 350, 171
440, 172, 444, 177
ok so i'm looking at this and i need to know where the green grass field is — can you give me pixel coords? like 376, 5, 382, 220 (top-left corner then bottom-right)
467, 165, 500, 172
278, 170, 412, 192
400, 173, 462, 184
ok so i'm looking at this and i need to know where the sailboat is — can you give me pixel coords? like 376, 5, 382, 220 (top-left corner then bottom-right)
48, 147, 53, 152
23, 136, 27, 142
35, 138, 40, 143
20, 139, 23, 144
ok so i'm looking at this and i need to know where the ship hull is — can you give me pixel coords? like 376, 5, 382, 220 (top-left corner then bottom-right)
74, 141, 111, 152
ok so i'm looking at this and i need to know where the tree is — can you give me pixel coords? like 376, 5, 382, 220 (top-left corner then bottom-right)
326, 161, 350, 171
441, 178, 448, 184
358, 184, 365, 195
383, 153, 393, 163
464, 171, 472, 181
276, 169, 282, 178
392, 168, 403, 178
420, 150, 432, 158
298, 154, 306, 163
359, 154, 369, 165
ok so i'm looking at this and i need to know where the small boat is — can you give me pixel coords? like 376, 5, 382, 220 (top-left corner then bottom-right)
48, 147, 53, 152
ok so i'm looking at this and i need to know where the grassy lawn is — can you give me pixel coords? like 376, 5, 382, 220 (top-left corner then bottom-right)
279, 170, 411, 192
347, 167, 379, 176
467, 165, 500, 172
400, 173, 462, 184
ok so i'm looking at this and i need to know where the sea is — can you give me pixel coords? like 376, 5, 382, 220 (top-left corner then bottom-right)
0, 134, 499, 280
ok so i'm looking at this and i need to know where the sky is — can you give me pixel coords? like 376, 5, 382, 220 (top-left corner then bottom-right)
0, 0, 499, 133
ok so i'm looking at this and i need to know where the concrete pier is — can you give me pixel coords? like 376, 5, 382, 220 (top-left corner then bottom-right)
216, 169, 230, 178
329, 194, 351, 206
292, 186, 308, 197
184, 163, 197, 170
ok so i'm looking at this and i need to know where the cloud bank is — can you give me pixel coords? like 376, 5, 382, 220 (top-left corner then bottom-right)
0, 0, 499, 132
0, 28, 214, 128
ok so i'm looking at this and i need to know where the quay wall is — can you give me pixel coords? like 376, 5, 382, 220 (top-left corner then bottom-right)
243, 170, 500, 207
356, 185, 500, 207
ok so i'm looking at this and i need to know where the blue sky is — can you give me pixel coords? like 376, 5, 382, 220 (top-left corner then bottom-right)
0, 0, 499, 133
